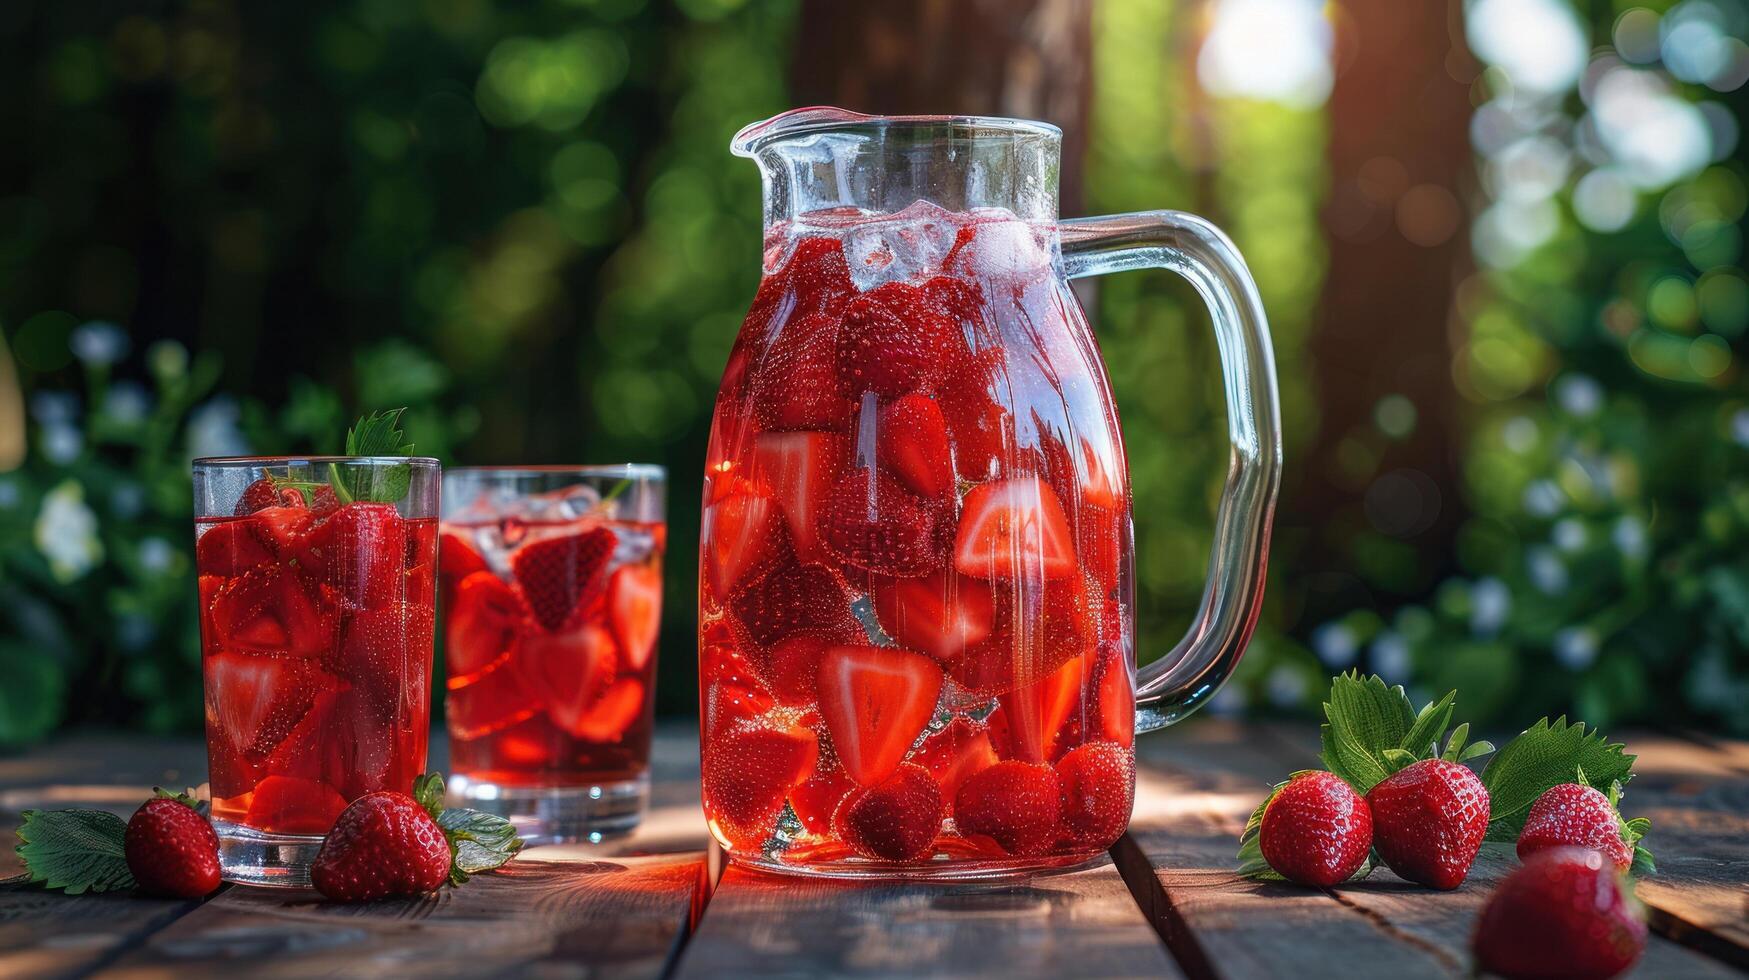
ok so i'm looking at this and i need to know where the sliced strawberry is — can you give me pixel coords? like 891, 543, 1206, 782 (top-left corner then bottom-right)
335, 602, 434, 720
752, 235, 854, 326
235, 478, 306, 515
210, 564, 332, 656
701, 619, 767, 692
789, 739, 857, 838
913, 716, 998, 811
943, 575, 1094, 694
954, 477, 1077, 582
445, 571, 523, 679
195, 521, 276, 577
936, 348, 1017, 482
761, 632, 833, 706
878, 394, 954, 501
994, 653, 1087, 763
447, 653, 537, 738
1077, 501, 1125, 594
1055, 741, 1135, 849
516, 622, 618, 737
704, 679, 776, 741
869, 569, 995, 666
608, 564, 662, 672
703, 722, 819, 849
205, 651, 336, 760
836, 280, 967, 400
322, 686, 404, 799
816, 645, 943, 787
703, 488, 786, 601
727, 561, 860, 650
438, 529, 490, 606
834, 762, 944, 861
752, 313, 854, 430
570, 678, 646, 742
1093, 640, 1134, 749
752, 431, 845, 564
954, 760, 1061, 857
261, 688, 342, 781
296, 503, 408, 610
510, 527, 617, 632
243, 775, 349, 836
819, 468, 944, 577
251, 505, 316, 557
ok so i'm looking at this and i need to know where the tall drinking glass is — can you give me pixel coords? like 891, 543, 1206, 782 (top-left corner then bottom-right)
193, 455, 440, 886
440, 465, 666, 844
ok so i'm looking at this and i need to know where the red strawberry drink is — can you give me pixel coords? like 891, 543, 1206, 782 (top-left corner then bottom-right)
440, 466, 666, 843
194, 455, 440, 887
700, 200, 1138, 877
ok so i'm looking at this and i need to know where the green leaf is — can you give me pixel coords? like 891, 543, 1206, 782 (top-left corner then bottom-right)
1441, 722, 1470, 761
435, 805, 523, 885
1480, 717, 1636, 842
412, 772, 446, 821
1630, 844, 1656, 877
1236, 778, 1291, 880
328, 408, 415, 504
153, 787, 207, 817
1319, 672, 1416, 793
1398, 690, 1456, 758
1456, 740, 1495, 762
15, 809, 135, 894
1381, 748, 1419, 771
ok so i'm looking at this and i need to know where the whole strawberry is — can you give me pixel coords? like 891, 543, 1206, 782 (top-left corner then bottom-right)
124, 790, 222, 898
1473, 847, 1646, 980
1366, 758, 1489, 889
310, 792, 450, 901
836, 762, 944, 861
954, 761, 1060, 857
1258, 771, 1373, 886
1517, 783, 1633, 872
311, 773, 522, 902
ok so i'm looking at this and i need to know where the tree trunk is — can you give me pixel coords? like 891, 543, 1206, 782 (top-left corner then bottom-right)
1306, 0, 1476, 604
791, 0, 1092, 214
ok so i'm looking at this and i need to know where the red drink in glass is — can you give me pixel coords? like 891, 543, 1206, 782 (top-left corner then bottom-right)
441, 466, 665, 843
194, 455, 440, 886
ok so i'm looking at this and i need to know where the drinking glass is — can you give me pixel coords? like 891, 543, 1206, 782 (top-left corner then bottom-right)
440, 465, 666, 844
193, 455, 440, 886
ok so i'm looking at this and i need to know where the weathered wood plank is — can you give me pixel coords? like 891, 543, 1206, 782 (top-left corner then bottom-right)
97, 854, 703, 980
0, 887, 200, 980
676, 859, 1183, 980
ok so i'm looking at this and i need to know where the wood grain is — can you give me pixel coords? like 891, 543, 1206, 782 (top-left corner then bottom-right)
98, 855, 703, 980
676, 859, 1183, 980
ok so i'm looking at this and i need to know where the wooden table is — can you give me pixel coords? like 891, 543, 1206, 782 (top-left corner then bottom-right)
1, 720, 1743, 979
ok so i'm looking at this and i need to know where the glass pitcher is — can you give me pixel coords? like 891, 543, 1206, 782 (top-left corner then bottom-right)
698, 107, 1280, 879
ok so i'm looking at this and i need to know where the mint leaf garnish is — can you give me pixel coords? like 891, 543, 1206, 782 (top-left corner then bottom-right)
1480, 717, 1636, 842
328, 407, 415, 504
408, 771, 524, 886
15, 809, 135, 894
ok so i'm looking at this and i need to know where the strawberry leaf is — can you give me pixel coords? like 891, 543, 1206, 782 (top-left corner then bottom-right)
412, 772, 446, 822
153, 787, 208, 817
436, 808, 524, 885
1480, 717, 1636, 842
1398, 690, 1456, 759
14, 809, 135, 894
1319, 672, 1416, 793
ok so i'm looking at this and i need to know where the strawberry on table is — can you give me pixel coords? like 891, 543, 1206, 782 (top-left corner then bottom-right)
510, 527, 618, 633
607, 564, 662, 672
703, 723, 820, 849
815, 645, 944, 787
1258, 771, 1374, 887
819, 468, 944, 577
1365, 758, 1490, 889
752, 431, 845, 565
953, 476, 1077, 582
1055, 741, 1135, 849
310, 773, 523, 902
1472, 848, 1646, 980
834, 762, 944, 861
1516, 783, 1637, 872
954, 760, 1061, 857
124, 790, 222, 898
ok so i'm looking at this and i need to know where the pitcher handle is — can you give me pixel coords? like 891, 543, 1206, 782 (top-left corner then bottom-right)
1058, 211, 1282, 733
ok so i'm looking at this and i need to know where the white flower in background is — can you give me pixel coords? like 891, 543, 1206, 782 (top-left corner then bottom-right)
138, 536, 174, 574
1528, 547, 1570, 594
104, 381, 153, 425
40, 422, 83, 465
1467, 0, 1589, 95
1554, 374, 1604, 418
34, 480, 103, 583
187, 397, 249, 459
70, 321, 129, 366
1471, 577, 1513, 634
1198, 0, 1334, 109
1553, 626, 1600, 671
1553, 517, 1588, 552
1266, 665, 1307, 709
1613, 515, 1649, 560
110, 482, 145, 521
1312, 622, 1359, 668
0, 479, 18, 509
1732, 408, 1749, 447
29, 391, 79, 424
1523, 479, 1565, 518
1370, 632, 1413, 685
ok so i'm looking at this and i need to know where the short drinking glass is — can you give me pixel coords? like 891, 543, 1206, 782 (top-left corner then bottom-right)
440, 465, 665, 844
193, 455, 440, 886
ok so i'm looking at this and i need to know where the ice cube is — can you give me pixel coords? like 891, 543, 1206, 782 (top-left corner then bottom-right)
958, 211, 1052, 282
610, 523, 657, 566
843, 200, 962, 291
551, 482, 604, 520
